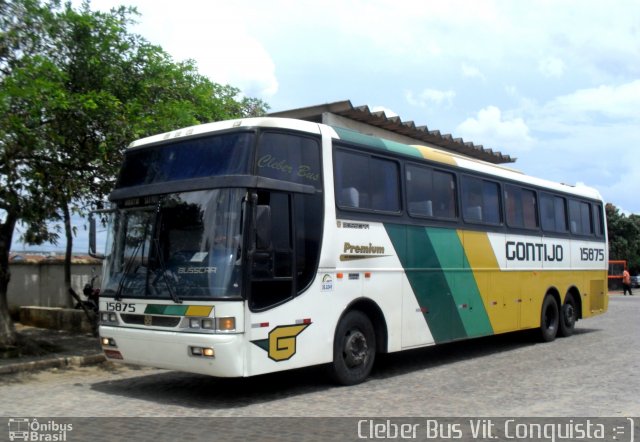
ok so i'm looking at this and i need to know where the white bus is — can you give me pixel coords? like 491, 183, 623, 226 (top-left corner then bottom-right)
93, 117, 608, 385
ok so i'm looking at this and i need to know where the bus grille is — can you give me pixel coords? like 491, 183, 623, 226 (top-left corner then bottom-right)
120, 314, 181, 328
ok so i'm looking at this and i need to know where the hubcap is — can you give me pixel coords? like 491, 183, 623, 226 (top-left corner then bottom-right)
564, 304, 575, 324
344, 330, 368, 368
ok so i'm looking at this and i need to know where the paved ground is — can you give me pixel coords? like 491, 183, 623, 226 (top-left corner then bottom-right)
0, 295, 637, 441
1, 295, 638, 416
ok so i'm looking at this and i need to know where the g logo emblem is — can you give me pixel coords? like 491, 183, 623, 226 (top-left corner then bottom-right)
251, 323, 311, 362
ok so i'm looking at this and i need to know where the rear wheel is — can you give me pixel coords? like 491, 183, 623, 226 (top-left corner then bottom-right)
330, 310, 376, 385
559, 294, 577, 337
540, 295, 559, 342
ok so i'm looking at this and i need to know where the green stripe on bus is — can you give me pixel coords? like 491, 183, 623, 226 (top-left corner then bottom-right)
333, 127, 423, 159
144, 305, 188, 316
426, 228, 493, 338
385, 224, 465, 343
385, 224, 493, 343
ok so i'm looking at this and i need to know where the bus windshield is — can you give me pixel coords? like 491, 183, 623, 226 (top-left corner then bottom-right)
102, 189, 245, 301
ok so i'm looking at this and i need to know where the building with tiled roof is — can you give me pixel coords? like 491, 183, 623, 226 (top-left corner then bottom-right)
270, 100, 514, 164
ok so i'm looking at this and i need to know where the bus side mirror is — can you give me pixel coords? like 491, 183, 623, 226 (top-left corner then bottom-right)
255, 205, 272, 250
88, 215, 105, 259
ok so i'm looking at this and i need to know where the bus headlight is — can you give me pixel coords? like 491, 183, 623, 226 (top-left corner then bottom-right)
100, 312, 118, 325
186, 316, 234, 332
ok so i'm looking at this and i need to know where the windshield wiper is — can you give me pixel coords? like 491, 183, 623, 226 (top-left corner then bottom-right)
152, 238, 182, 304
115, 211, 152, 301
115, 238, 143, 301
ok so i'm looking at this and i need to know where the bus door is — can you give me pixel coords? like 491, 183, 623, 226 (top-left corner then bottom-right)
244, 183, 324, 374
248, 190, 295, 311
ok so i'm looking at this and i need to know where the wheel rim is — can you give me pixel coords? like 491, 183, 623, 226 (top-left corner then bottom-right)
563, 303, 575, 325
343, 329, 368, 368
564, 304, 575, 324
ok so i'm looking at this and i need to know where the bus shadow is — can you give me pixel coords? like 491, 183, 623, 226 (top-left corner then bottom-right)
90, 327, 600, 410
91, 364, 334, 409
372, 327, 599, 380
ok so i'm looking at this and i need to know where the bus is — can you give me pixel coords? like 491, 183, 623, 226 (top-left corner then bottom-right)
92, 117, 608, 385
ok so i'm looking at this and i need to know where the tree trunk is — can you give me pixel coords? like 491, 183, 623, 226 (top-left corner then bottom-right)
62, 199, 72, 298
0, 211, 18, 348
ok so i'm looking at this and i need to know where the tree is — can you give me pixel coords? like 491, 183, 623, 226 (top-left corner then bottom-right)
606, 203, 640, 273
0, 0, 268, 348
0, 0, 60, 347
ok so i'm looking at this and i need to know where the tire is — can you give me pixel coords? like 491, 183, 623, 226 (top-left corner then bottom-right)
539, 295, 559, 342
330, 310, 376, 386
558, 294, 577, 337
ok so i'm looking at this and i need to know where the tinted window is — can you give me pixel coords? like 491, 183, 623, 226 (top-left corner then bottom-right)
294, 192, 323, 292
371, 157, 401, 211
569, 199, 593, 235
505, 185, 538, 229
250, 191, 294, 310
461, 176, 501, 224
256, 132, 321, 189
249, 189, 323, 310
540, 193, 568, 233
593, 204, 604, 237
406, 165, 457, 219
335, 150, 400, 212
117, 132, 254, 188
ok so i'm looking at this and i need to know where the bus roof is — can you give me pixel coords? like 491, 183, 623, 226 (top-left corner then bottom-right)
127, 117, 603, 203
127, 117, 321, 149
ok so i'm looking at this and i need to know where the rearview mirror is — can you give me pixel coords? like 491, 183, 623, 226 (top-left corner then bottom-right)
88, 213, 105, 259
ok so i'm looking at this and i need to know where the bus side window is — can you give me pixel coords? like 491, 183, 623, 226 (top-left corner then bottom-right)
540, 193, 568, 233
568, 199, 593, 236
593, 203, 604, 237
334, 148, 400, 213
461, 175, 501, 225
505, 185, 538, 230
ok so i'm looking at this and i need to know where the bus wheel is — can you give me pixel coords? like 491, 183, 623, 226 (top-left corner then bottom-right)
559, 294, 577, 337
330, 310, 376, 385
539, 295, 559, 342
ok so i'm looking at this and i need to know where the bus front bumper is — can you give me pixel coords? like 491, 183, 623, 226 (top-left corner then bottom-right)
99, 325, 245, 377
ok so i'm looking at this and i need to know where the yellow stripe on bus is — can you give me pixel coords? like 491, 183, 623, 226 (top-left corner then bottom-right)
457, 230, 513, 332
185, 305, 214, 317
410, 145, 457, 166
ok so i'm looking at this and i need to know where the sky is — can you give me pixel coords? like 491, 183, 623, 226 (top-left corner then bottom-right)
11, 0, 640, 252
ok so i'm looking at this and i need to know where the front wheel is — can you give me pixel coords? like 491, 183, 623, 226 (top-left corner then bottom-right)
330, 310, 376, 385
539, 295, 559, 342
558, 294, 577, 337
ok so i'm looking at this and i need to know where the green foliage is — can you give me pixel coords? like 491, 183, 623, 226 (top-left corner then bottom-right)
1, 0, 269, 237
606, 203, 640, 273
0, 0, 269, 346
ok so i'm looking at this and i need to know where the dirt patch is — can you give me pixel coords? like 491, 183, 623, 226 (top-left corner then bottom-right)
0, 331, 63, 359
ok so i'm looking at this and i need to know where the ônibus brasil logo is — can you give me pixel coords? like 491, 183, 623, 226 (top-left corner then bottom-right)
8, 418, 73, 441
